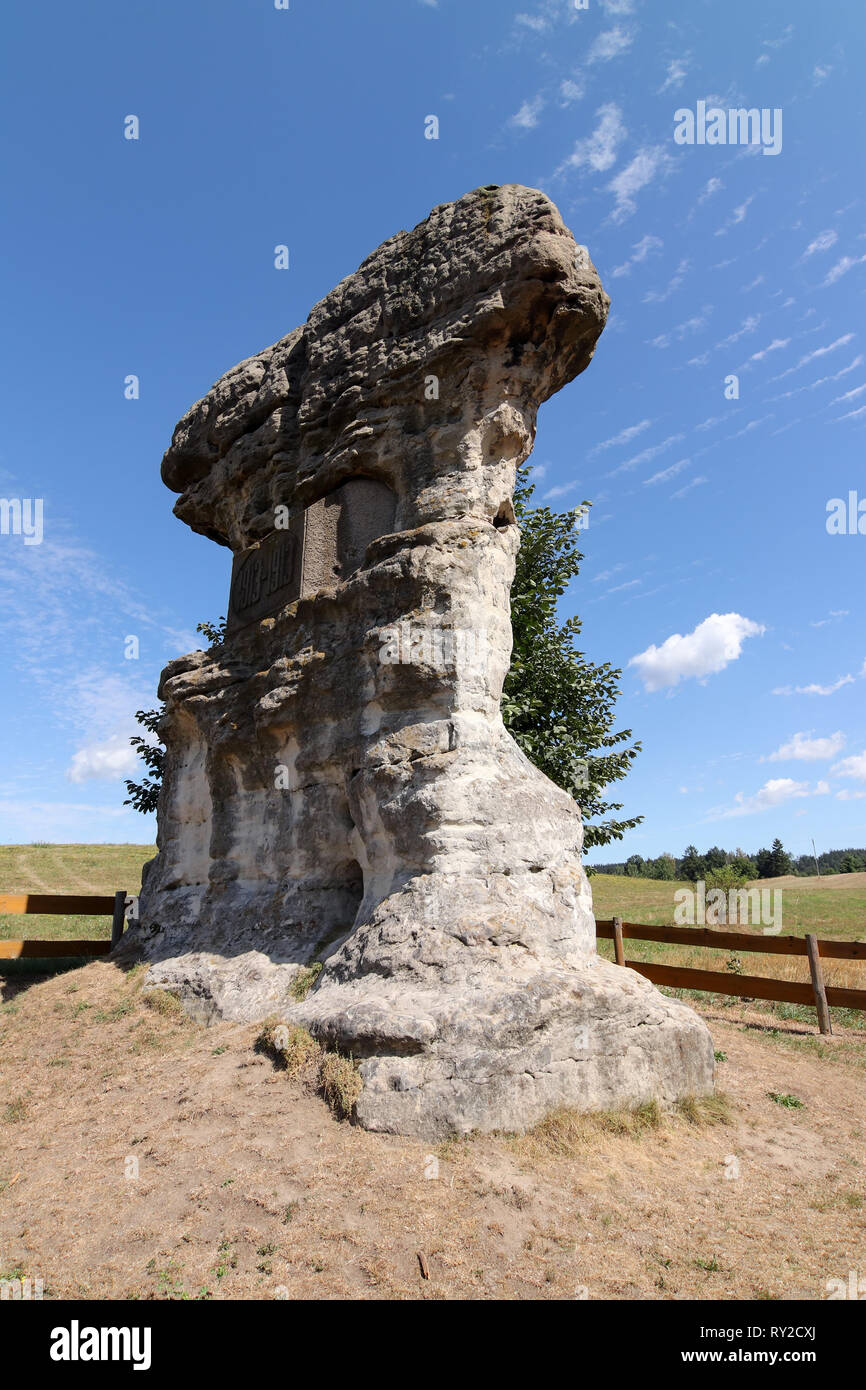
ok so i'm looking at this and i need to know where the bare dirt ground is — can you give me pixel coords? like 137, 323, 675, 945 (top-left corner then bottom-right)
1, 961, 864, 1301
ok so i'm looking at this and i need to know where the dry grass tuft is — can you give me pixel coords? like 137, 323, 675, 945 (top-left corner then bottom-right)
676, 1092, 732, 1126
319, 1052, 362, 1120
256, 1018, 322, 1078
514, 1098, 663, 1159
514, 1092, 731, 1160
143, 987, 185, 1019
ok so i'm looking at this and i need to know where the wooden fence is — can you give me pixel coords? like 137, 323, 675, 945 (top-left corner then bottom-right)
2, 896, 865, 1034
0, 892, 128, 974
596, 916, 866, 1035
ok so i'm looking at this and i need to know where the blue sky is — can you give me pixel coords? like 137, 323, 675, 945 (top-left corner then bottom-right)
1, 0, 864, 862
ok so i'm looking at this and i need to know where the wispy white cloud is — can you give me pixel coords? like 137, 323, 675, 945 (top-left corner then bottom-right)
607, 145, 671, 223
644, 457, 691, 486
698, 176, 723, 205
671, 475, 707, 500
764, 353, 864, 402
587, 25, 634, 64
643, 258, 689, 303
658, 56, 689, 92
739, 337, 790, 369
770, 333, 856, 382
612, 234, 663, 277
648, 308, 712, 350
509, 95, 545, 129
715, 315, 761, 351
831, 383, 866, 405
559, 78, 584, 105
822, 253, 866, 288
588, 418, 653, 457
607, 433, 685, 477
772, 675, 855, 696
556, 102, 626, 174
607, 578, 642, 594
714, 196, 755, 236
801, 229, 838, 260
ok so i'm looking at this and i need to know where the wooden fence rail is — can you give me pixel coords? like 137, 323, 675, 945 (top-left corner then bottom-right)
595, 917, 866, 1035
2, 894, 864, 1032
0, 891, 128, 972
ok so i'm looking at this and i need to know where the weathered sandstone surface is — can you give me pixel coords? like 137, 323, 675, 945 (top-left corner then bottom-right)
118, 185, 714, 1137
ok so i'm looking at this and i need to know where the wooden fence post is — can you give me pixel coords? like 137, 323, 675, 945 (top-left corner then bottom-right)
805, 933, 832, 1036
111, 890, 127, 948
613, 915, 625, 968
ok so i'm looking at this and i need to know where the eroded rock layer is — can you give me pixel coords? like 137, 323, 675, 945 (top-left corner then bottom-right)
121, 185, 714, 1137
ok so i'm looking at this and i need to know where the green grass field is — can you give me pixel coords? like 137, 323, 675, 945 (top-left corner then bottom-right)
591, 870, 866, 1031
0, 843, 154, 941
590, 870, 866, 940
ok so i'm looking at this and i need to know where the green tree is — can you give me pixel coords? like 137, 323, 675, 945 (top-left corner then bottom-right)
501, 467, 642, 849
124, 620, 225, 815
680, 845, 707, 883
625, 854, 646, 878
769, 837, 791, 877
650, 854, 677, 880
123, 709, 165, 816
705, 845, 727, 871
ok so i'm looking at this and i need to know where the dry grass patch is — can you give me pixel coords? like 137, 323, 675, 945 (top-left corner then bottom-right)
256, 1019, 321, 1079
143, 988, 186, 1019
255, 1018, 361, 1118
318, 1052, 362, 1120
513, 1093, 730, 1162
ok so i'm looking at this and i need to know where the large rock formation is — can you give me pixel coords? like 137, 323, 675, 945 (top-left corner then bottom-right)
124, 184, 714, 1138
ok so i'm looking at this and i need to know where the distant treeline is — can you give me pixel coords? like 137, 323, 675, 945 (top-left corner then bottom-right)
588, 841, 866, 880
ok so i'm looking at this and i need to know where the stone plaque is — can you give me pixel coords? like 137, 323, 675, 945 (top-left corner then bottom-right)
226, 520, 303, 631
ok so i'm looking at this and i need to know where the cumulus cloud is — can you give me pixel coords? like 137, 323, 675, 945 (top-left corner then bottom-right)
831, 750, 866, 782
765, 731, 846, 762
66, 733, 140, 784
629, 613, 764, 692
718, 778, 818, 817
